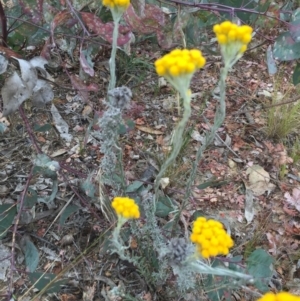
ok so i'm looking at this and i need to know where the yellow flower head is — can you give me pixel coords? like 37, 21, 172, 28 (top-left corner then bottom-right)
154, 49, 206, 78
257, 292, 300, 301
102, 0, 130, 9
212, 20, 253, 66
111, 196, 140, 219
213, 21, 253, 52
190, 217, 234, 258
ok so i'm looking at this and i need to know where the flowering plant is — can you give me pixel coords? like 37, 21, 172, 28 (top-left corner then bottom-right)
213, 20, 253, 67
154, 49, 206, 194
258, 292, 300, 301
154, 49, 206, 97
109, 196, 140, 261
103, 16, 292, 301
112, 196, 140, 220
190, 217, 234, 258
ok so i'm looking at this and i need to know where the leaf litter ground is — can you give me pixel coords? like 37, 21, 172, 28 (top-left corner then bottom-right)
1, 40, 300, 300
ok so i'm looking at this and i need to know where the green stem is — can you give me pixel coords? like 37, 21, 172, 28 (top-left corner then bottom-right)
108, 18, 120, 91
187, 261, 252, 280
117, 143, 127, 192
155, 89, 191, 199
171, 64, 230, 236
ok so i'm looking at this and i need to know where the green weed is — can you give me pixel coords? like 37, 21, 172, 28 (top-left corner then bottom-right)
265, 80, 300, 140
116, 51, 153, 86
291, 141, 300, 165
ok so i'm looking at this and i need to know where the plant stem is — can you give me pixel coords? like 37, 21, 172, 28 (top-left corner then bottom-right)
108, 18, 120, 91
171, 64, 230, 236
187, 260, 252, 280
0, 0, 7, 46
155, 88, 191, 199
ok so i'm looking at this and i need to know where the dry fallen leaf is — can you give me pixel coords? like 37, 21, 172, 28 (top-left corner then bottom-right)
160, 177, 170, 189
82, 104, 92, 117
135, 118, 145, 125
136, 125, 163, 135
246, 165, 276, 196
284, 188, 300, 212
83, 283, 96, 301
51, 148, 67, 157
244, 189, 254, 223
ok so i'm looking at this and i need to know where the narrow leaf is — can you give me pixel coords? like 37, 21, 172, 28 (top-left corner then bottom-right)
293, 62, 300, 85
28, 272, 67, 293
0, 204, 16, 239
59, 204, 79, 225
126, 181, 144, 193
20, 235, 39, 272
80, 47, 94, 77
266, 45, 277, 75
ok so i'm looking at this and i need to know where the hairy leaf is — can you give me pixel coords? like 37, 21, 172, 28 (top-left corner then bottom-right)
81, 176, 96, 198
33, 153, 60, 179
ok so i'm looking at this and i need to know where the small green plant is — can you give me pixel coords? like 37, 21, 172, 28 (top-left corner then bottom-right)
265, 82, 300, 140
116, 52, 153, 85
290, 138, 300, 164
279, 163, 288, 180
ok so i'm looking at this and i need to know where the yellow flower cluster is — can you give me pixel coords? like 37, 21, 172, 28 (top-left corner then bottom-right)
213, 21, 253, 53
257, 292, 300, 301
154, 49, 206, 77
190, 217, 234, 258
102, 0, 130, 9
111, 197, 140, 219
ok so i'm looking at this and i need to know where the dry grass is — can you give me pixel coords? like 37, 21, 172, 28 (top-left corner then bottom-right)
265, 74, 300, 140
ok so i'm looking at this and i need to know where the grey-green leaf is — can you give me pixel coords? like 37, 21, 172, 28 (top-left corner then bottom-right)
28, 272, 67, 293
126, 181, 144, 193
155, 196, 174, 217
274, 32, 300, 61
59, 204, 79, 225
293, 62, 300, 85
246, 248, 274, 291
0, 204, 16, 239
266, 45, 277, 75
20, 235, 39, 272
